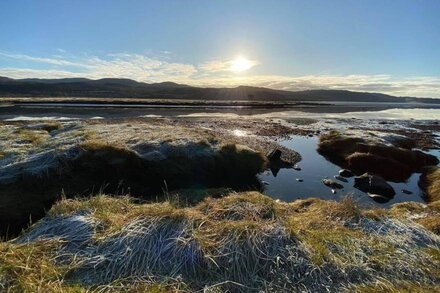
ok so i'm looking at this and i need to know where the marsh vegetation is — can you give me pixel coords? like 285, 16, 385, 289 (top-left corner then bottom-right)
0, 117, 439, 292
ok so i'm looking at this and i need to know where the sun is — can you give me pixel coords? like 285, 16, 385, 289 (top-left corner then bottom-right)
229, 56, 255, 72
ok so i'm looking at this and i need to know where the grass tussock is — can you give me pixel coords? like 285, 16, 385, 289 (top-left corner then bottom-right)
317, 130, 363, 161
0, 241, 81, 292
17, 129, 48, 145
318, 131, 439, 181
420, 166, 440, 203
388, 201, 440, 235
2, 192, 440, 292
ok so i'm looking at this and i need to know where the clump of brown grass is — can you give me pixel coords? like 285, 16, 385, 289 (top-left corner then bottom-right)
419, 166, 440, 203
3, 192, 440, 292
17, 129, 47, 145
317, 131, 363, 161
417, 216, 440, 235
0, 241, 78, 292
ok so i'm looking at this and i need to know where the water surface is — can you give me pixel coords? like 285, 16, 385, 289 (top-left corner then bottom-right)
259, 135, 438, 207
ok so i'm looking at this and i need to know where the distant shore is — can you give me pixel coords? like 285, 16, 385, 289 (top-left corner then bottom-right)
2, 97, 440, 121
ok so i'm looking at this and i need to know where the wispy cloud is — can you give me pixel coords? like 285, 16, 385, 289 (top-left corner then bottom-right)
0, 52, 89, 68
0, 51, 439, 98
199, 58, 259, 73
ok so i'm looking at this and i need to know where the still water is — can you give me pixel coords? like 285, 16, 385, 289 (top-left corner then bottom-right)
259, 135, 438, 207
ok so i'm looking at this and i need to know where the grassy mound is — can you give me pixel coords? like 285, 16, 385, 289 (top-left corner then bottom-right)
318, 131, 439, 181
2, 192, 439, 292
0, 121, 270, 238
420, 167, 440, 203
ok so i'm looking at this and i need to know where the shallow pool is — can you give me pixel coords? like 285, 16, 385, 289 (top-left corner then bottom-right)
259, 135, 439, 207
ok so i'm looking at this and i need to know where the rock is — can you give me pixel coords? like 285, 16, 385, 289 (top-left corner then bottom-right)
322, 179, 344, 189
308, 134, 314, 137
367, 193, 392, 204
402, 189, 413, 195
293, 164, 301, 171
331, 189, 337, 194
347, 152, 412, 182
262, 181, 270, 185
267, 149, 282, 161
334, 175, 348, 182
339, 169, 354, 177
354, 173, 396, 198
296, 178, 303, 182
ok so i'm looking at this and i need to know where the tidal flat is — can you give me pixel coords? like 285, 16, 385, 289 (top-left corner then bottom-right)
0, 115, 439, 292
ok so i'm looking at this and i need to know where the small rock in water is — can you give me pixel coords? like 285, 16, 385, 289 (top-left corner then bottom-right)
296, 178, 303, 182
334, 175, 348, 183
262, 181, 270, 185
354, 173, 395, 198
322, 179, 344, 189
402, 189, 413, 195
367, 193, 391, 204
308, 134, 314, 137
267, 149, 282, 161
331, 189, 337, 194
339, 169, 354, 177
293, 164, 301, 171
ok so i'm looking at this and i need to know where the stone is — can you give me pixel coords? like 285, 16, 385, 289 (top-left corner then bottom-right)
322, 179, 344, 189
402, 189, 413, 195
367, 193, 392, 204
354, 173, 395, 198
339, 169, 354, 177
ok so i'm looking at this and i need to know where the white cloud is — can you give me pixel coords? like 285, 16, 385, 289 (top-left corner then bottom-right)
0, 52, 89, 68
199, 57, 259, 73
0, 52, 197, 82
0, 51, 439, 98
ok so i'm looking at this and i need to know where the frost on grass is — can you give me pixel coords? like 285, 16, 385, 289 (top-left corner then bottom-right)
0, 120, 289, 186
4, 193, 439, 292
0, 119, 279, 238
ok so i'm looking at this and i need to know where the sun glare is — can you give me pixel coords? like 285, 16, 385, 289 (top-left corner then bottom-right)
230, 57, 254, 72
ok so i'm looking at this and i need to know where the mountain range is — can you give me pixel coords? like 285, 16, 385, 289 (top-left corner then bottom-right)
0, 76, 438, 103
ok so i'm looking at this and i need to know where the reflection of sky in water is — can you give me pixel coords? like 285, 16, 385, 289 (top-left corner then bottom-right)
259, 135, 439, 207
323, 108, 440, 120
252, 108, 440, 120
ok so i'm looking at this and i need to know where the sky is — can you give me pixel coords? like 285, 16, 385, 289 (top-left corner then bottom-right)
0, 0, 439, 97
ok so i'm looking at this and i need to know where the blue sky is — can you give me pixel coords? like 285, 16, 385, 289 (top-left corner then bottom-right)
1, 0, 439, 97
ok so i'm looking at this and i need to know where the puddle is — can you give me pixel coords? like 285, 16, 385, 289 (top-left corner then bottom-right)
259, 135, 439, 207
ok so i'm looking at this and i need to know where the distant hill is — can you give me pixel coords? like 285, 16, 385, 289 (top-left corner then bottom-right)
0, 76, 438, 103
